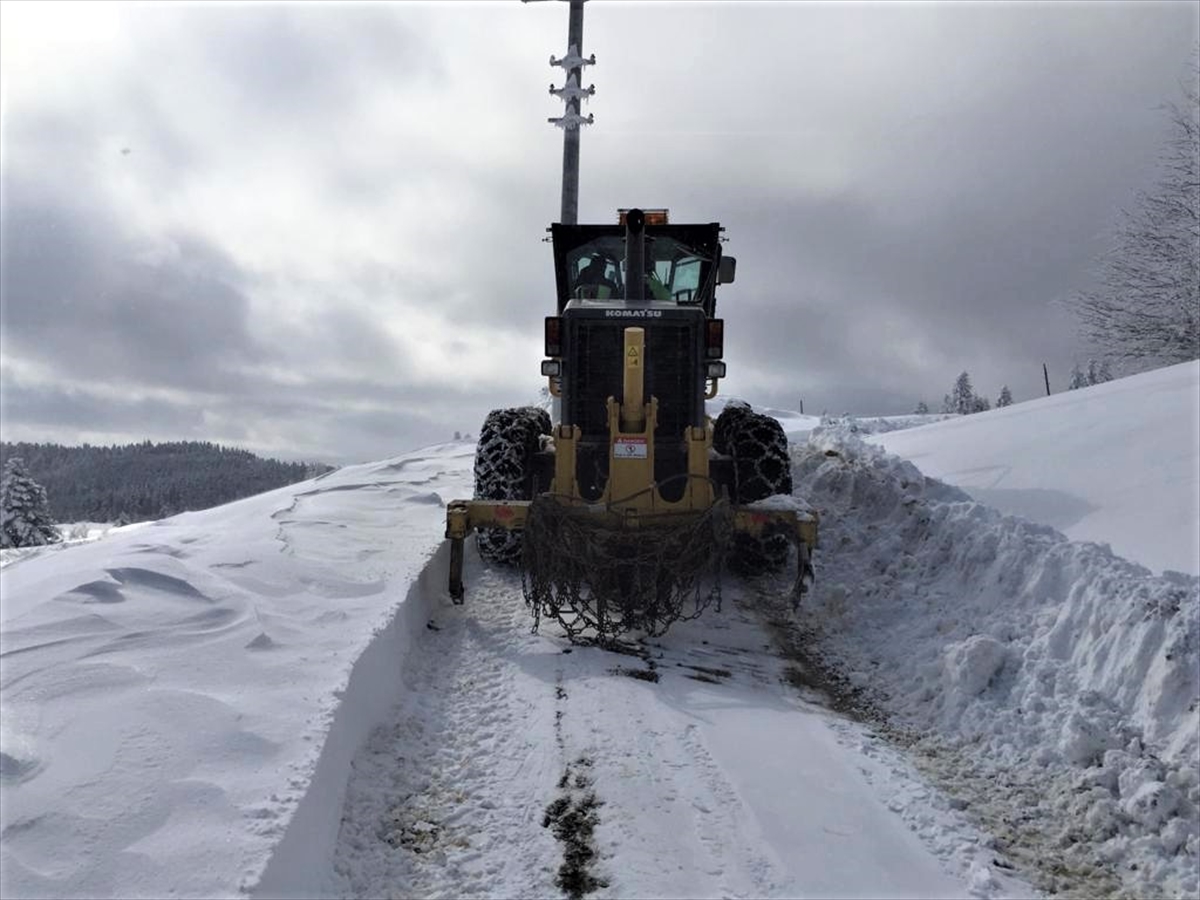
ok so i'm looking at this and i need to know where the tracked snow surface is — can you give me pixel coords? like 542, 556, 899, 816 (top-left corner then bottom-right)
1, 362, 1197, 899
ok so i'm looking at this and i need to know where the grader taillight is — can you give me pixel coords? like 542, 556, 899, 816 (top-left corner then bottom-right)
545, 316, 563, 357
706, 319, 724, 359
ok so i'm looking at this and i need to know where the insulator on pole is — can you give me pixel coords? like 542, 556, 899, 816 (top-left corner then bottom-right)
549, 75, 596, 103
549, 45, 595, 70
548, 111, 594, 130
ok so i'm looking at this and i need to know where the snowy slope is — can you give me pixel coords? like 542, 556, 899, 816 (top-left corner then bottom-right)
868, 360, 1200, 576
1, 367, 1197, 900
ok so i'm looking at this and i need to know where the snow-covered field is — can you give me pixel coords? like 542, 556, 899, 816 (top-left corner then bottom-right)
1, 363, 1197, 899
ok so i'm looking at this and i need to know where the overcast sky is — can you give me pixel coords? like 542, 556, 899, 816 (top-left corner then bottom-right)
1, 1, 1196, 465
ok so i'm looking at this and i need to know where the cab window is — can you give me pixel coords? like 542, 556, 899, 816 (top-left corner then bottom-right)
668, 257, 701, 302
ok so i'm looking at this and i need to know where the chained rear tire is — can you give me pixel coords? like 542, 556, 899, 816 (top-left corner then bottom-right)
474, 406, 551, 564
714, 402, 792, 575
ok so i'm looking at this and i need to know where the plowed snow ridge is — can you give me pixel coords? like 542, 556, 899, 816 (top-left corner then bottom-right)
793, 429, 1199, 898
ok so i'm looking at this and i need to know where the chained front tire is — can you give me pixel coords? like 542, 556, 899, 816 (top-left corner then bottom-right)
473, 407, 551, 564
714, 402, 793, 575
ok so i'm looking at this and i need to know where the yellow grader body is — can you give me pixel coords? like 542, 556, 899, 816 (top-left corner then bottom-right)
445, 324, 817, 622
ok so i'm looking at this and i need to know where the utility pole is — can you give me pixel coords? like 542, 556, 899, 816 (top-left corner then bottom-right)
558, 0, 586, 225
526, 0, 595, 225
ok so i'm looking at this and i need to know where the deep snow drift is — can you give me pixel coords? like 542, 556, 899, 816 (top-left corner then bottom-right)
1, 363, 1197, 899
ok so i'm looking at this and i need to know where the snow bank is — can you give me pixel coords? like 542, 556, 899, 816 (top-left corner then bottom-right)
0, 444, 475, 899
707, 396, 952, 445
818, 412, 957, 435
795, 430, 1199, 898
706, 396, 824, 444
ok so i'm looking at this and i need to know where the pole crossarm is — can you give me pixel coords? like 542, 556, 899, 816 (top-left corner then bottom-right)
549, 75, 595, 103
548, 110, 594, 129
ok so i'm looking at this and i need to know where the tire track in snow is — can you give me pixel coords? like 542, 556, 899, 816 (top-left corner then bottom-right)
549, 599, 799, 899
678, 720, 783, 895
331, 558, 563, 899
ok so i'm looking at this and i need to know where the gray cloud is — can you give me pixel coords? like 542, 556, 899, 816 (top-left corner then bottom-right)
570, 1, 1197, 410
0, 1, 1196, 464
0, 359, 529, 465
0, 380, 206, 436
180, 4, 444, 128
1, 183, 258, 391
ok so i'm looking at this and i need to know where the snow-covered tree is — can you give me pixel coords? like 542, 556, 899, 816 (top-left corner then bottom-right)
996, 385, 1013, 407
1069, 363, 1090, 390
1086, 359, 1114, 385
1, 457, 62, 549
943, 372, 977, 415
1068, 58, 1200, 367
913, 401, 930, 414
971, 395, 991, 413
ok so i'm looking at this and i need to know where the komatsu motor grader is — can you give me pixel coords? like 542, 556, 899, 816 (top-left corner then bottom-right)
445, 208, 817, 642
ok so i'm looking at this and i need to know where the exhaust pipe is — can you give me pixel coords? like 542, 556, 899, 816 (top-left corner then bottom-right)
624, 207, 645, 302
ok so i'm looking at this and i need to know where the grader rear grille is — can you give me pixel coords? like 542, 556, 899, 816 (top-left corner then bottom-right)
566, 322, 700, 441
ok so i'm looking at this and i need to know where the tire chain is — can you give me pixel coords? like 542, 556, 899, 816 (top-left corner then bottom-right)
714, 402, 793, 574
474, 406, 552, 564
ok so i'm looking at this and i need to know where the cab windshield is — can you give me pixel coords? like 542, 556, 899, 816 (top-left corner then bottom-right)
568, 235, 709, 303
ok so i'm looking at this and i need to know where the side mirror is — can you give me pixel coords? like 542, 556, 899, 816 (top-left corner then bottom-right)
718, 256, 737, 285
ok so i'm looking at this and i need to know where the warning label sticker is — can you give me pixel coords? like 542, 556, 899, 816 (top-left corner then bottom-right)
614, 437, 648, 459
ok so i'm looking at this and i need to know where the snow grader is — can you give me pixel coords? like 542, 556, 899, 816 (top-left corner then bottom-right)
444, 207, 818, 642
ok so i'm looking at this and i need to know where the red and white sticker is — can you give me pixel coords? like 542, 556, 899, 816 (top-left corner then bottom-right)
614, 437, 648, 459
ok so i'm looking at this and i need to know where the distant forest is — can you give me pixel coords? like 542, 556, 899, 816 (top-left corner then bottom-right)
0, 441, 335, 525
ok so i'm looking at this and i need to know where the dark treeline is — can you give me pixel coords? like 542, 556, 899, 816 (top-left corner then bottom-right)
0, 440, 334, 524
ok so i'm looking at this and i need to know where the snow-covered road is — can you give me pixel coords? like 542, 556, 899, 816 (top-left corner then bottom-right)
325, 546, 1016, 900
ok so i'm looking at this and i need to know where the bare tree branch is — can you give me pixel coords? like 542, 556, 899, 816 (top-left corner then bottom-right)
1069, 53, 1200, 367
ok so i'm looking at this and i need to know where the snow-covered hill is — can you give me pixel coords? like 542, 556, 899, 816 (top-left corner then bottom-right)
1, 365, 1196, 899
868, 361, 1200, 577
